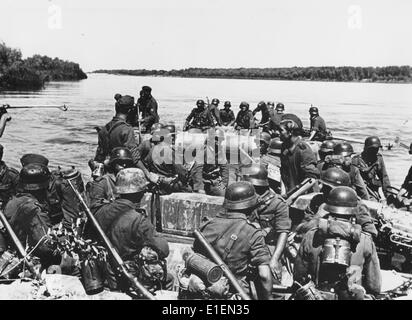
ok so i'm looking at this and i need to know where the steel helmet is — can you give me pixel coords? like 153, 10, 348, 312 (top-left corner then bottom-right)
320, 140, 336, 153
275, 103, 285, 111
320, 167, 351, 189
333, 142, 354, 157
257, 101, 266, 108
115, 168, 148, 194
239, 101, 249, 109
162, 124, 177, 136
151, 128, 170, 143
114, 93, 122, 101
211, 98, 220, 105
267, 101, 275, 108
241, 164, 269, 187
109, 147, 134, 167
20, 164, 50, 191
196, 99, 205, 108
256, 132, 271, 146
309, 106, 319, 115
364, 136, 382, 150
20, 153, 49, 167
268, 139, 282, 155
324, 186, 358, 216
224, 101, 231, 107
223, 181, 258, 211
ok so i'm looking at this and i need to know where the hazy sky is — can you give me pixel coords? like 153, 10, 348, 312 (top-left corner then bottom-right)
1, 0, 411, 71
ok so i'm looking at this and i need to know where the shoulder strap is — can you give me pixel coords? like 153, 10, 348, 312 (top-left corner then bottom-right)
107, 120, 127, 135
221, 221, 249, 261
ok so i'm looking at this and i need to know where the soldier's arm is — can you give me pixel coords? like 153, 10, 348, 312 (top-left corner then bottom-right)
356, 203, 378, 237
270, 199, 291, 267
398, 166, 412, 198
249, 112, 255, 129
186, 109, 194, 123
257, 265, 273, 300
298, 146, 320, 180
353, 167, 370, 200
229, 111, 236, 126
293, 232, 315, 284
94, 129, 108, 162
362, 235, 382, 296
378, 156, 391, 195
252, 106, 259, 116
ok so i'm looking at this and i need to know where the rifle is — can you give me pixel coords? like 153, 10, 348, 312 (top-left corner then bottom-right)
65, 178, 156, 300
0, 209, 39, 278
285, 178, 317, 206
1, 104, 68, 111
193, 229, 251, 300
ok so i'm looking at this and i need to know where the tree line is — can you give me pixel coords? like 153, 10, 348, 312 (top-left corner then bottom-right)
0, 42, 87, 90
94, 66, 412, 83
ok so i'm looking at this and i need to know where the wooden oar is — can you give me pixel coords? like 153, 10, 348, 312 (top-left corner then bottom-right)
2, 104, 68, 111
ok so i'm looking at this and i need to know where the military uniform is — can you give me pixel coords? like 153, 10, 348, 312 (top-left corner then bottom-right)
318, 160, 369, 200
186, 108, 215, 130
193, 211, 271, 293
252, 104, 270, 126
254, 190, 291, 244
138, 96, 160, 133
235, 110, 255, 130
4, 193, 59, 266
95, 116, 140, 165
191, 145, 229, 196
208, 104, 222, 126
310, 115, 328, 141
87, 173, 117, 214
401, 166, 412, 195
281, 137, 320, 192
352, 153, 391, 197
0, 161, 19, 207
220, 109, 235, 126
294, 227, 381, 297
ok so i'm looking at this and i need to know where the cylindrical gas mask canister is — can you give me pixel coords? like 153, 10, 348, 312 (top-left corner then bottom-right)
321, 238, 352, 267
80, 259, 105, 295
184, 252, 223, 285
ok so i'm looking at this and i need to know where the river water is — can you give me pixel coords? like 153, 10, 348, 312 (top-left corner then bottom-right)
0, 73, 411, 187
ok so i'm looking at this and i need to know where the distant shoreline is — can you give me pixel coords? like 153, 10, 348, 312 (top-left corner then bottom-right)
92, 66, 412, 84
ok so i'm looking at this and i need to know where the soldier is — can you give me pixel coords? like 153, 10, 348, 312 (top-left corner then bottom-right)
268, 103, 285, 134
294, 187, 381, 299
241, 164, 291, 281
295, 167, 377, 239
4, 164, 60, 268
87, 147, 134, 214
279, 118, 320, 192
219, 101, 235, 126
319, 142, 369, 200
352, 136, 391, 199
255, 131, 271, 157
318, 140, 336, 162
193, 182, 273, 299
94, 95, 140, 165
0, 144, 19, 207
252, 101, 271, 129
209, 98, 222, 126
136, 86, 160, 133
234, 102, 255, 130
94, 168, 173, 293
191, 128, 229, 196
261, 138, 282, 194
184, 99, 215, 132
137, 127, 190, 194
308, 106, 328, 141
19, 153, 82, 228
395, 165, 412, 208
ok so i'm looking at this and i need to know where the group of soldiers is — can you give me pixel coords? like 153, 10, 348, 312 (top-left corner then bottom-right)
0, 85, 411, 300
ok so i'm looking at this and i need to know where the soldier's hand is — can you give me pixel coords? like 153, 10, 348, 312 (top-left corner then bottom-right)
269, 259, 282, 281
188, 274, 206, 293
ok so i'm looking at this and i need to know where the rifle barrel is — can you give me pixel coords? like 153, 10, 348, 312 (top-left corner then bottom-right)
66, 179, 156, 300
193, 229, 251, 300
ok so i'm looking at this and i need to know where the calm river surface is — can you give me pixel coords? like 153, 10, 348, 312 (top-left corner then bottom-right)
0, 73, 411, 187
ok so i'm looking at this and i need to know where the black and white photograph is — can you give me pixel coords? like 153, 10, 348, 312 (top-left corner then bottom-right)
0, 0, 412, 307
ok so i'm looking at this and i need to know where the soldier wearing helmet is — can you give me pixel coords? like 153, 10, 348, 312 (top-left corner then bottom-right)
94, 168, 173, 292
318, 140, 336, 162
267, 103, 285, 135
87, 147, 134, 214
95, 95, 140, 166
208, 98, 222, 126
219, 101, 235, 126
184, 100, 215, 132
0, 144, 19, 208
191, 128, 229, 196
294, 186, 381, 299
4, 164, 61, 267
255, 131, 272, 156
279, 116, 320, 192
241, 164, 291, 281
234, 102, 255, 130
319, 142, 369, 200
308, 106, 328, 141
136, 86, 160, 133
193, 182, 273, 299
252, 101, 271, 130
352, 136, 391, 199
